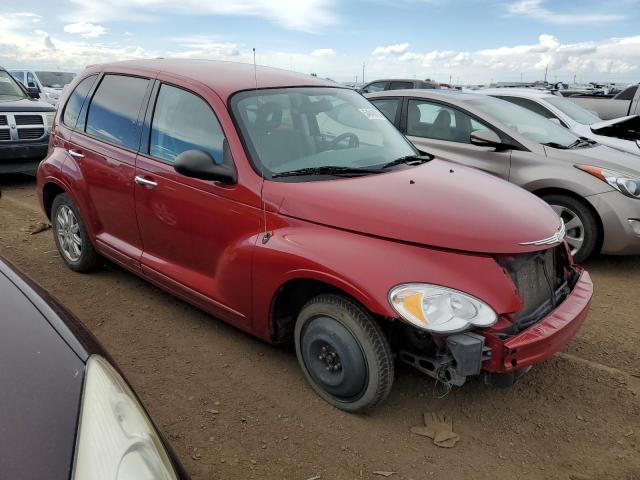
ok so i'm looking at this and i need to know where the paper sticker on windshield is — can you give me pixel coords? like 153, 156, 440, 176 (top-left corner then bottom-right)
0, 77, 11, 83
359, 108, 385, 120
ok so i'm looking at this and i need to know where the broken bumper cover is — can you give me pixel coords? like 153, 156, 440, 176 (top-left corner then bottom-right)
482, 269, 593, 373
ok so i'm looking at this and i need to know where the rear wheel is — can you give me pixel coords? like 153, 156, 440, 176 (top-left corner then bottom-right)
541, 194, 598, 263
52, 193, 100, 272
294, 294, 394, 412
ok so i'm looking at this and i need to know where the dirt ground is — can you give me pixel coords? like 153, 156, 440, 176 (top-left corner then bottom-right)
1, 174, 639, 480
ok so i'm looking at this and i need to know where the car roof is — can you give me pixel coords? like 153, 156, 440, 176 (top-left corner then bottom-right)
89, 59, 342, 102
366, 89, 480, 103
473, 88, 555, 99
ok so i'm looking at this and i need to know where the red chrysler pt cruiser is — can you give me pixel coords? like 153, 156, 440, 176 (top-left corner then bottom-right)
37, 59, 592, 412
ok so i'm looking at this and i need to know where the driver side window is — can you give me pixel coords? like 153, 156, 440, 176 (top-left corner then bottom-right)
407, 100, 489, 144
150, 84, 226, 165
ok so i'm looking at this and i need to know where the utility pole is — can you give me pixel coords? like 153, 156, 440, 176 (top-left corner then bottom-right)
544, 64, 549, 83
362, 62, 365, 84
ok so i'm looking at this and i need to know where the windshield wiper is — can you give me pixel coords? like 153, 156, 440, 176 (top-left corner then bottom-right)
272, 165, 383, 178
541, 141, 570, 150
381, 154, 432, 169
567, 137, 596, 149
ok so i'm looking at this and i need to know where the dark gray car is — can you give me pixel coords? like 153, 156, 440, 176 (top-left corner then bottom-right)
367, 90, 640, 262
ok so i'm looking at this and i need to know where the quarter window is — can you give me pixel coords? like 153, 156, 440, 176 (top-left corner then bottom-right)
406, 99, 491, 143
26, 72, 36, 88
150, 84, 226, 165
63, 75, 98, 129
85, 75, 150, 150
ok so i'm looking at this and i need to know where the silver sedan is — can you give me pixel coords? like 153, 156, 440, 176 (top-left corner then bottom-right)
366, 89, 640, 262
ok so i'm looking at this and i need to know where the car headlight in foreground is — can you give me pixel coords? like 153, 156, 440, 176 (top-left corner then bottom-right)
577, 165, 640, 199
45, 112, 56, 130
389, 284, 497, 334
72, 356, 178, 480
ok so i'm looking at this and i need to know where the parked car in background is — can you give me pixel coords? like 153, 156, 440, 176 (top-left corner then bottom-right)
10, 70, 76, 106
357, 78, 438, 94
0, 66, 55, 174
476, 88, 640, 156
38, 59, 592, 412
0, 257, 187, 479
564, 84, 640, 120
367, 90, 640, 262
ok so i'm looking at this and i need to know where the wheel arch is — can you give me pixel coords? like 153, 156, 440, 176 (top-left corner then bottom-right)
532, 186, 604, 254
42, 181, 67, 220
268, 274, 387, 344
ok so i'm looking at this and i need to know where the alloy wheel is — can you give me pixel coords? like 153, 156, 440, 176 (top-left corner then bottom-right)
56, 205, 83, 262
550, 204, 584, 257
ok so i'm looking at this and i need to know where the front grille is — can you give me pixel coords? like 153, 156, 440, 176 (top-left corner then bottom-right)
497, 246, 578, 333
15, 114, 44, 126
18, 128, 45, 140
0, 115, 7, 126
0, 130, 10, 141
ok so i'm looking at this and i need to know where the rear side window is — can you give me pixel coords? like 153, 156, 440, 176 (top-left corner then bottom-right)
149, 84, 226, 165
86, 75, 150, 150
26, 72, 36, 88
63, 75, 98, 129
370, 98, 400, 123
388, 81, 413, 90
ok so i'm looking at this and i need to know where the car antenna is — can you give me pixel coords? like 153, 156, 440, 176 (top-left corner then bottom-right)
254, 48, 271, 245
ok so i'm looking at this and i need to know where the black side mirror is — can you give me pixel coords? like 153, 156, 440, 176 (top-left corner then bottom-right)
469, 129, 507, 150
174, 150, 237, 184
26, 86, 40, 99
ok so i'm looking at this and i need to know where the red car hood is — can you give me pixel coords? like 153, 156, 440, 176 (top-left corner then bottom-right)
264, 159, 562, 254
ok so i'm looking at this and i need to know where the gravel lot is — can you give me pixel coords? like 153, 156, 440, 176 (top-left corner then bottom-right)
1, 174, 639, 480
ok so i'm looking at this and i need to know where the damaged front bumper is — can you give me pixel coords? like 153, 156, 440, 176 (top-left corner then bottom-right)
481, 268, 592, 373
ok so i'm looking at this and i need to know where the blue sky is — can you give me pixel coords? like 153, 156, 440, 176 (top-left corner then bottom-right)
1, 0, 639, 84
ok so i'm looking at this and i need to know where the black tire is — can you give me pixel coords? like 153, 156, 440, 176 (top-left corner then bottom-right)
294, 294, 394, 412
51, 193, 101, 272
541, 193, 599, 263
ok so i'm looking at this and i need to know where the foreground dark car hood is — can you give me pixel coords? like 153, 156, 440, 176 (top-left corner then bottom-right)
0, 265, 84, 480
266, 158, 562, 254
0, 96, 55, 111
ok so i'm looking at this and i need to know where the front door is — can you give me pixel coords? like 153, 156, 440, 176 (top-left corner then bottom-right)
403, 98, 511, 180
68, 73, 151, 270
134, 79, 261, 326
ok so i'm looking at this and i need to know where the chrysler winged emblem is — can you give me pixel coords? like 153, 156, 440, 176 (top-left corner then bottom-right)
519, 220, 566, 247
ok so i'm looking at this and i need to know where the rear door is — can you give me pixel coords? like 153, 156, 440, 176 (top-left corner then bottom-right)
402, 97, 511, 179
134, 77, 261, 327
67, 73, 152, 271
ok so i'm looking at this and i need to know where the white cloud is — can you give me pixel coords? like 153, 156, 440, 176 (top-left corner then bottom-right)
311, 48, 336, 57
507, 0, 624, 24
65, 0, 337, 33
64, 22, 107, 38
372, 42, 410, 57
368, 34, 639, 83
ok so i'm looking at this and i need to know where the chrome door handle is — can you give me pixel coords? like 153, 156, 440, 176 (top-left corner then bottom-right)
68, 149, 84, 158
134, 176, 158, 188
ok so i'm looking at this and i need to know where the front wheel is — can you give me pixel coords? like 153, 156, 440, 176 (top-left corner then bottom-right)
542, 194, 599, 263
294, 294, 394, 412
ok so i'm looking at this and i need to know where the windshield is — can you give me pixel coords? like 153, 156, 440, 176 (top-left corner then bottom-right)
231, 87, 417, 180
544, 95, 602, 125
35, 71, 76, 88
467, 95, 579, 147
0, 70, 26, 100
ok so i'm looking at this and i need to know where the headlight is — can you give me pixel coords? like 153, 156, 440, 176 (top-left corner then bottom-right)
45, 91, 59, 100
576, 165, 640, 199
45, 112, 55, 129
72, 356, 178, 480
389, 284, 497, 334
